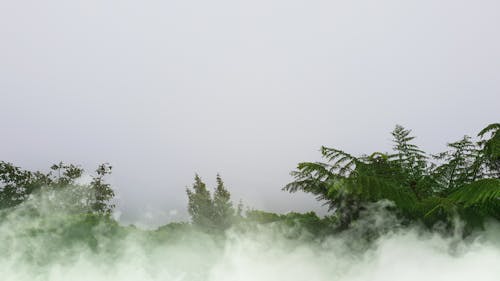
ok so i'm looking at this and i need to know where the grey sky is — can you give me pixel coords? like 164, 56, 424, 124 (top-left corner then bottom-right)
1, 0, 499, 226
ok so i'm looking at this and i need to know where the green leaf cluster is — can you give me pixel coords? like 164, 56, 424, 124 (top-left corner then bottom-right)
0, 162, 114, 215
284, 123, 500, 231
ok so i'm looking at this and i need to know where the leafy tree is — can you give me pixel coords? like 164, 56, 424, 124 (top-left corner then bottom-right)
50, 162, 83, 186
0, 161, 115, 215
285, 123, 500, 232
0, 161, 50, 209
89, 163, 115, 215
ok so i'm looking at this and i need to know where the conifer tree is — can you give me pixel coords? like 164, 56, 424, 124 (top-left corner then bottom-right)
186, 175, 214, 230
186, 174, 235, 232
212, 174, 234, 230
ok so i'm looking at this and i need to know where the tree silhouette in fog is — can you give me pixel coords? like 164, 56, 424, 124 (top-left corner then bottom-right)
186, 174, 235, 232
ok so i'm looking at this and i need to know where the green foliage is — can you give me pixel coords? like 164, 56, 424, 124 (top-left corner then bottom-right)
390, 125, 428, 181
0, 161, 115, 215
244, 210, 337, 238
245, 210, 282, 223
186, 174, 236, 232
478, 123, 500, 177
449, 179, 500, 208
213, 174, 235, 230
186, 174, 215, 231
432, 136, 482, 193
285, 123, 500, 231
2, 122, 498, 241
89, 163, 115, 215
0, 162, 50, 208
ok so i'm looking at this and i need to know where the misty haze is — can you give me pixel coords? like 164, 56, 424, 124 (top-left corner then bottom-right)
0, 0, 499, 280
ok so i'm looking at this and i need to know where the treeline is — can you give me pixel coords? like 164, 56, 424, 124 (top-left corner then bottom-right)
0, 162, 114, 214
0, 123, 499, 236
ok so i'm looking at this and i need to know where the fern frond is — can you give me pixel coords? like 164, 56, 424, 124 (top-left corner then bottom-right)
478, 123, 500, 138
448, 179, 500, 207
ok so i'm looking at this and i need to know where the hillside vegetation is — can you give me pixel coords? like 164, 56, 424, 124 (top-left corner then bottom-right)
1, 123, 498, 238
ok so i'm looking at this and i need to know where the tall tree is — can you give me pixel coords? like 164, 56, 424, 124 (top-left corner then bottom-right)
186, 174, 235, 232
285, 123, 500, 231
0, 161, 50, 209
186, 175, 214, 231
212, 174, 234, 230
89, 163, 115, 215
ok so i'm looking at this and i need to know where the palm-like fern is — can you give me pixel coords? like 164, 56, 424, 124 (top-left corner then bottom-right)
478, 123, 500, 177
432, 136, 482, 193
449, 179, 500, 217
285, 123, 500, 231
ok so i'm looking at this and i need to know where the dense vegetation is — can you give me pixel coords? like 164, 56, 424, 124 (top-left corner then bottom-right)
1, 123, 499, 239
0, 162, 114, 214
285, 123, 500, 233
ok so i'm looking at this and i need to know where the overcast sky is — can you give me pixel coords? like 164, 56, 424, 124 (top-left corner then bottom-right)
1, 0, 499, 226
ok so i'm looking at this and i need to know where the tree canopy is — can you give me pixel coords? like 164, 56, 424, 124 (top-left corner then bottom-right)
0, 161, 114, 215
1, 122, 498, 237
284, 123, 500, 231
